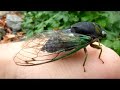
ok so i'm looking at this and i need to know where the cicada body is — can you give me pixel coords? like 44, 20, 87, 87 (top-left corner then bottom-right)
13, 22, 106, 72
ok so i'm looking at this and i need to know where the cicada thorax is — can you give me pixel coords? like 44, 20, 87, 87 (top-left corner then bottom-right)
70, 22, 106, 40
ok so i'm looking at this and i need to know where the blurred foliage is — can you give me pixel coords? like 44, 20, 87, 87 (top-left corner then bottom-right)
21, 11, 120, 55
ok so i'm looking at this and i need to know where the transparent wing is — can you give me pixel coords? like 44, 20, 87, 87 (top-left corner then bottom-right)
13, 30, 91, 66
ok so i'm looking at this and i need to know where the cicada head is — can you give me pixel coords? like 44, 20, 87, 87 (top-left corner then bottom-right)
92, 22, 107, 39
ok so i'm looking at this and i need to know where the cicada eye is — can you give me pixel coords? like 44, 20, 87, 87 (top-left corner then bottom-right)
102, 30, 107, 37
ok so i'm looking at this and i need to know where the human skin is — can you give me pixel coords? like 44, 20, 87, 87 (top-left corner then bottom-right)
0, 41, 119, 79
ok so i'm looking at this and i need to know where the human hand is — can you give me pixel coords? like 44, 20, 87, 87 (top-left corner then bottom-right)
0, 41, 119, 79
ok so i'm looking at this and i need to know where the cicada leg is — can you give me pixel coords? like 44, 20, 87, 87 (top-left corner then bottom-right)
90, 43, 104, 64
83, 48, 88, 72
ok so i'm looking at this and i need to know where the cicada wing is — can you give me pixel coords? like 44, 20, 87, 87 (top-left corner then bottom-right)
13, 30, 91, 66
13, 30, 72, 66
13, 31, 57, 66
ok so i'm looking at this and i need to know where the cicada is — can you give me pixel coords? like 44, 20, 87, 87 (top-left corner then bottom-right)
13, 22, 106, 72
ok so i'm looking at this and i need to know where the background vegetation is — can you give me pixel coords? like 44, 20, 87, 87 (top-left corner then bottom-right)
21, 11, 120, 55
